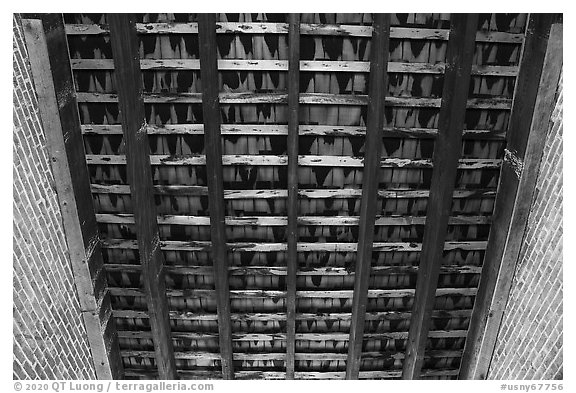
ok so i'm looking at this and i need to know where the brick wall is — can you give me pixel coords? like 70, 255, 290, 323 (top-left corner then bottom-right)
13, 14, 96, 380
488, 73, 563, 380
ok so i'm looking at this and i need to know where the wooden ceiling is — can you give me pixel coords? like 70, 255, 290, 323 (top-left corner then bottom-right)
22, 13, 562, 380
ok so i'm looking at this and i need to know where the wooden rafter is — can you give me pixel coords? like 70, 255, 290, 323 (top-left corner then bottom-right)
107, 13, 177, 380
402, 13, 479, 380
197, 13, 235, 379
21, 14, 123, 380
459, 15, 561, 380
55, 12, 534, 380
285, 13, 300, 380
345, 13, 390, 380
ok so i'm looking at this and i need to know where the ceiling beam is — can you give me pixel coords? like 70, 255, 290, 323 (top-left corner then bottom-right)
285, 13, 300, 380
107, 13, 177, 380
402, 13, 479, 380
197, 13, 235, 380
459, 15, 561, 380
345, 13, 390, 380
21, 14, 123, 380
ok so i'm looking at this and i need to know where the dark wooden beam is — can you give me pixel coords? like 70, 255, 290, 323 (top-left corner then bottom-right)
107, 13, 177, 380
402, 13, 479, 380
459, 15, 561, 380
345, 13, 390, 380
285, 13, 300, 380
197, 13, 235, 380
21, 14, 123, 380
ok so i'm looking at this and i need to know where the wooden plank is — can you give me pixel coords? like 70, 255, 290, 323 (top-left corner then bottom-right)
123, 369, 459, 380
85, 154, 502, 169
70, 58, 517, 76
118, 332, 466, 345
91, 184, 497, 199
198, 13, 234, 379
346, 14, 390, 380
109, 287, 477, 298
101, 239, 487, 252
114, 309, 472, 322
81, 124, 507, 140
76, 91, 512, 109
105, 263, 482, 275
122, 368, 460, 380
402, 13, 479, 380
459, 16, 561, 380
285, 13, 300, 380
21, 15, 123, 380
95, 213, 490, 226
119, 349, 462, 361
107, 13, 176, 380
102, 239, 487, 252
65, 22, 523, 42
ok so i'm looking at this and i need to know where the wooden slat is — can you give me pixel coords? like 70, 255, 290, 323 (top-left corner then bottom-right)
346, 13, 390, 380
123, 368, 460, 380
114, 309, 472, 322
76, 91, 511, 109
95, 213, 491, 226
21, 15, 123, 380
91, 184, 497, 199
81, 124, 506, 140
101, 239, 488, 252
402, 14, 479, 380
105, 263, 482, 275
70, 58, 518, 76
122, 368, 460, 380
118, 332, 467, 343
459, 16, 561, 380
85, 154, 502, 169
109, 287, 478, 298
119, 349, 462, 361
285, 13, 300, 380
124, 369, 224, 380
65, 22, 524, 43
198, 13, 234, 379
124, 369, 223, 380
107, 13, 177, 380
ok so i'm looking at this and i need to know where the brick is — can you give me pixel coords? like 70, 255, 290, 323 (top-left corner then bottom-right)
488, 74, 563, 380
12, 14, 96, 380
